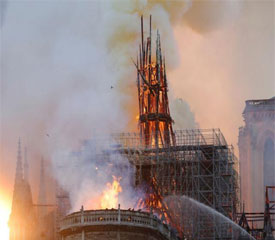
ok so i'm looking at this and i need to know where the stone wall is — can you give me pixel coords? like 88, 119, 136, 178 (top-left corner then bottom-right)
59, 208, 177, 240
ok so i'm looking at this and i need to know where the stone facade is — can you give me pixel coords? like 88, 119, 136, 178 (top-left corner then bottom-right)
238, 97, 275, 212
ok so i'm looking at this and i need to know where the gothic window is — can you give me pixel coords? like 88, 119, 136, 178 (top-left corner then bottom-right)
263, 138, 275, 188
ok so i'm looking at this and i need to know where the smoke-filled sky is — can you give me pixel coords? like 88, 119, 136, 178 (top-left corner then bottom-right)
0, 0, 274, 208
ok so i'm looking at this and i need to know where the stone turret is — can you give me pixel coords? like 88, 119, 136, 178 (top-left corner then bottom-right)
239, 97, 275, 212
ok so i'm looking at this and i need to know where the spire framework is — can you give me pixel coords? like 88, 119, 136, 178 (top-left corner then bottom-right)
134, 15, 176, 148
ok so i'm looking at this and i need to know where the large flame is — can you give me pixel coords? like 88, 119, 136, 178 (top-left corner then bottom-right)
100, 176, 122, 209
0, 197, 10, 240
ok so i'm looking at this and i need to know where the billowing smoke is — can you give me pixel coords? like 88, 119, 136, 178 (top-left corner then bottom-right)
183, 0, 242, 33
170, 98, 199, 129
0, 0, 8, 27
2, 0, 261, 212
100, 0, 192, 129
46, 0, 195, 210
53, 138, 142, 211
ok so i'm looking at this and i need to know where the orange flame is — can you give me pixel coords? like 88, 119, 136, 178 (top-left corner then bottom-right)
0, 194, 10, 240
100, 176, 122, 209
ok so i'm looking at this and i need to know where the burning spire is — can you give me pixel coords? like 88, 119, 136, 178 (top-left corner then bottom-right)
134, 15, 176, 148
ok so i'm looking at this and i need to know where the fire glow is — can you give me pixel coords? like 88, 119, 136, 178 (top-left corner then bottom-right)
0, 197, 10, 240
134, 16, 175, 148
100, 176, 122, 209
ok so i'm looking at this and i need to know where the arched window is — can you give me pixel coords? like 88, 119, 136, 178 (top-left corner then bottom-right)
263, 138, 275, 187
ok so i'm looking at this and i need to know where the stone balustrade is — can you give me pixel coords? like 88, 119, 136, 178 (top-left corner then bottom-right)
59, 206, 177, 240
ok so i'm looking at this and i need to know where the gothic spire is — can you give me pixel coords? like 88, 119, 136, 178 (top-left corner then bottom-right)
15, 138, 23, 183
24, 147, 29, 182
9, 139, 35, 240
38, 157, 47, 218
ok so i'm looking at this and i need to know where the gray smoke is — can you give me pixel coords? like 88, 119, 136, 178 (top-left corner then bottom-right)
0, 0, 8, 27
1, 0, 245, 209
183, 0, 242, 33
53, 138, 142, 211
170, 98, 199, 129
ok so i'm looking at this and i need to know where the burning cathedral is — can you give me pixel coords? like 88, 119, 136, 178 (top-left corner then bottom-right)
57, 16, 239, 240
10, 16, 274, 240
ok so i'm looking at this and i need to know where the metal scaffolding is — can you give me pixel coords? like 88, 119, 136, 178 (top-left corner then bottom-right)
237, 186, 275, 240
85, 128, 240, 239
